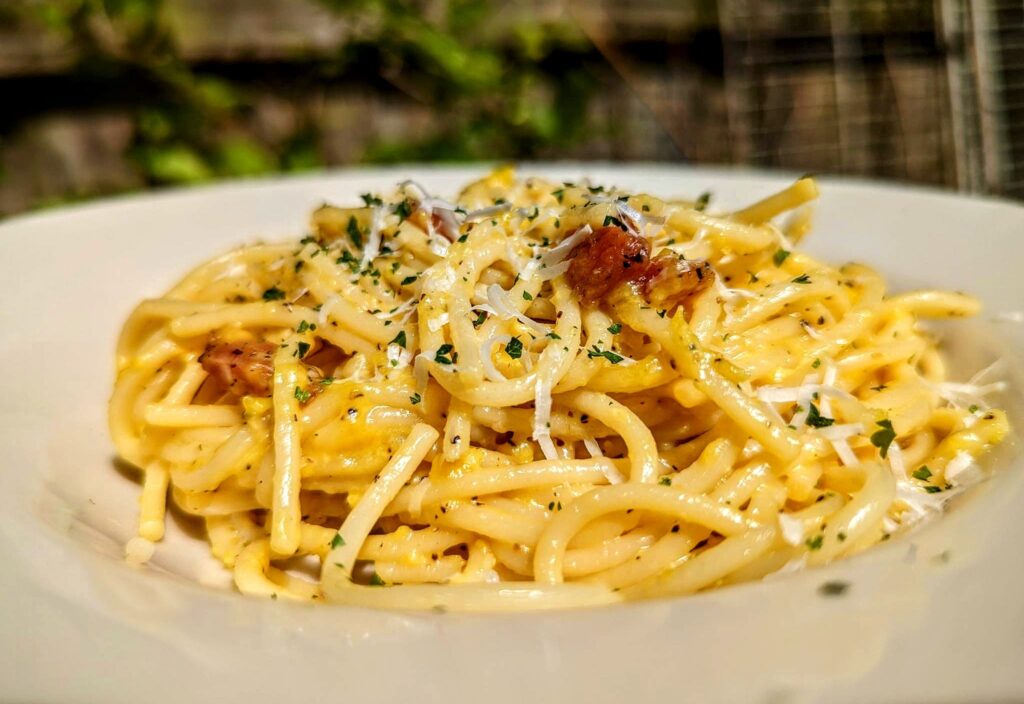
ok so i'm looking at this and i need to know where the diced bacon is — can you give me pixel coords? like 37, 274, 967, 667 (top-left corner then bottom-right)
636, 252, 715, 308
199, 341, 276, 397
566, 226, 650, 305
565, 226, 715, 309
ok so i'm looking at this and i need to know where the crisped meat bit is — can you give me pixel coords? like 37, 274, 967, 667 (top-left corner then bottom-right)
199, 341, 276, 397
566, 226, 650, 305
638, 252, 716, 308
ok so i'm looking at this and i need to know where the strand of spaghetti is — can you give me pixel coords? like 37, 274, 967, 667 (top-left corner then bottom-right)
321, 423, 438, 586
886, 290, 981, 318
731, 177, 819, 224
270, 351, 304, 556
169, 302, 318, 337
557, 389, 659, 483
443, 397, 472, 462
533, 484, 752, 583
427, 278, 582, 406
137, 461, 170, 541
806, 462, 896, 566
661, 311, 802, 461
172, 427, 261, 491
628, 526, 778, 598
383, 458, 617, 515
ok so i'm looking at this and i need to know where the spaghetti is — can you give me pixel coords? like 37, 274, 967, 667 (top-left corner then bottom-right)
111, 168, 1010, 610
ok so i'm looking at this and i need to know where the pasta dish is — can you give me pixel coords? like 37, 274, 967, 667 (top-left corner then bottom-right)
110, 168, 1010, 610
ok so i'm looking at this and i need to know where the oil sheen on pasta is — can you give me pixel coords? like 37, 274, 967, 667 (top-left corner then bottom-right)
110, 169, 1010, 610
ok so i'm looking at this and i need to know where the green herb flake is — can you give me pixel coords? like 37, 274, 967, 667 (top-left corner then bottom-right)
472, 310, 488, 328
603, 214, 627, 231
294, 341, 310, 359
811, 358, 821, 369
369, 573, 386, 587
912, 466, 932, 481
294, 386, 311, 403
390, 330, 407, 348
659, 476, 672, 486
792, 273, 812, 284
546, 331, 561, 340
587, 346, 624, 364
262, 287, 286, 301
434, 344, 455, 365
870, 419, 897, 458
968, 404, 980, 413
409, 393, 422, 405
806, 534, 824, 550
522, 291, 533, 301
330, 533, 346, 549
346, 216, 363, 249
608, 323, 622, 334
401, 275, 419, 286
773, 249, 791, 267
694, 192, 711, 211
337, 250, 359, 272
393, 200, 413, 221
924, 485, 944, 494
297, 320, 310, 333
818, 580, 850, 597
360, 193, 383, 207
805, 402, 835, 428
505, 336, 524, 359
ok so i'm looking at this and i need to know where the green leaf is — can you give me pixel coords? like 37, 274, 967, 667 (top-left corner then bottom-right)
505, 336, 524, 359
805, 402, 835, 428
870, 419, 897, 458
773, 249, 791, 267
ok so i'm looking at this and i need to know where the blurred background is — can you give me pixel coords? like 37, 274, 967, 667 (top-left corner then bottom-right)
1, 0, 1022, 216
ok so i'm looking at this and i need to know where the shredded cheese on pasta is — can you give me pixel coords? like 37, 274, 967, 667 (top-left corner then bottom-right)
110, 169, 1011, 610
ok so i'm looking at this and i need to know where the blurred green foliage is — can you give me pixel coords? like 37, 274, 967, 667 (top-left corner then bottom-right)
12, 0, 602, 187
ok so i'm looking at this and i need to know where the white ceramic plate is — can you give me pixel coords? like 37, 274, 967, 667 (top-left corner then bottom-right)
1, 165, 1021, 704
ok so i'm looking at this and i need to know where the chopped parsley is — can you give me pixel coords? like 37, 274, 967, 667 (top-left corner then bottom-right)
912, 466, 932, 481
924, 485, 944, 494
806, 534, 824, 550
434, 344, 455, 365
337, 250, 359, 272
457, 234, 468, 243
522, 290, 533, 301
587, 345, 624, 364
390, 330, 407, 348
607, 323, 622, 334
870, 419, 897, 458
369, 572, 386, 587
603, 214, 627, 231
330, 533, 346, 549
346, 216, 363, 249
401, 275, 419, 286
792, 273, 812, 284
818, 580, 849, 597
393, 200, 413, 221
505, 336, 524, 359
659, 476, 672, 486
294, 386, 311, 403
360, 193, 383, 207
546, 331, 561, 340
773, 249, 791, 266
294, 341, 310, 359
694, 191, 711, 211
297, 320, 311, 333
811, 358, 822, 369
968, 404, 980, 413
262, 287, 286, 301
551, 188, 565, 203
805, 402, 835, 428
472, 310, 488, 328
409, 392, 421, 405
